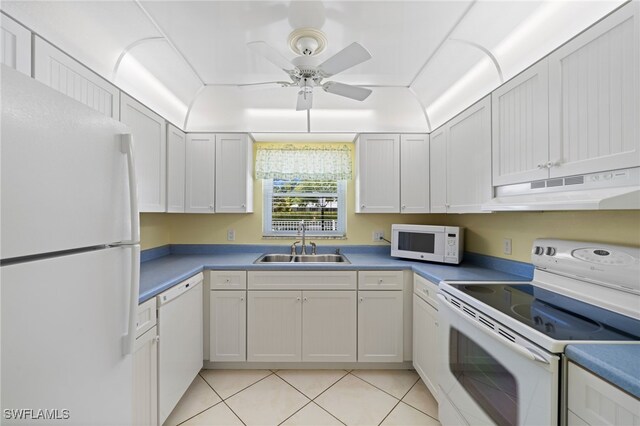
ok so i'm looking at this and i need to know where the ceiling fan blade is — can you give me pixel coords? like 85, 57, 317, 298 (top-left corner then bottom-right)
247, 41, 295, 72
317, 42, 372, 77
296, 90, 313, 111
237, 81, 292, 91
322, 82, 372, 101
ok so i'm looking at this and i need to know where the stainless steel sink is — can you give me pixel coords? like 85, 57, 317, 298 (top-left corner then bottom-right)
254, 253, 350, 264
293, 254, 350, 263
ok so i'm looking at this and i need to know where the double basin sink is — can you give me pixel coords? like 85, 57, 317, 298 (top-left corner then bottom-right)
254, 253, 350, 264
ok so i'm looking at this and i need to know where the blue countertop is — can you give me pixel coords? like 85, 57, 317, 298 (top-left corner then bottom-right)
566, 344, 640, 398
139, 244, 533, 304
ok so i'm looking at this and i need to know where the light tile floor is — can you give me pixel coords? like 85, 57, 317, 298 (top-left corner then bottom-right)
164, 369, 440, 426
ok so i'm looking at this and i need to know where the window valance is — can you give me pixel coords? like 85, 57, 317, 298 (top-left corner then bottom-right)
255, 144, 352, 180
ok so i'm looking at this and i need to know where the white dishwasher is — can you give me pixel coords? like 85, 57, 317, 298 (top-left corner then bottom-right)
157, 272, 204, 425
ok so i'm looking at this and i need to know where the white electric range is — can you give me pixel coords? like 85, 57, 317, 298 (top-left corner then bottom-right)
436, 239, 640, 426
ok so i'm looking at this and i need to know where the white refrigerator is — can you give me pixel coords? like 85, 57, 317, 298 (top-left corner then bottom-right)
1, 66, 140, 425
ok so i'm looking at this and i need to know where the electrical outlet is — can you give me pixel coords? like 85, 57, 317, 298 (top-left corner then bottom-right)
503, 238, 512, 255
227, 229, 235, 241
373, 231, 384, 242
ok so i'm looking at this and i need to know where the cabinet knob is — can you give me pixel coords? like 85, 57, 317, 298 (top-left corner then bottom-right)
240, 297, 244, 301
225, 279, 230, 283
209, 205, 214, 210
155, 335, 160, 343
537, 164, 545, 169
359, 297, 364, 303
241, 203, 246, 208
445, 204, 450, 208
303, 297, 308, 302
361, 204, 365, 209
401, 205, 406, 209
297, 297, 301, 301
378, 279, 383, 284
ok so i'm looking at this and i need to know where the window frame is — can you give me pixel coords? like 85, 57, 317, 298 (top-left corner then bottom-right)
262, 178, 347, 237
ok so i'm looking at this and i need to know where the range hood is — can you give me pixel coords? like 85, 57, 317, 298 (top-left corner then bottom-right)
483, 168, 640, 211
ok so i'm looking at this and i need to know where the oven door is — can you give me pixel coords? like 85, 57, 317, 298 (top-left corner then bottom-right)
437, 293, 560, 426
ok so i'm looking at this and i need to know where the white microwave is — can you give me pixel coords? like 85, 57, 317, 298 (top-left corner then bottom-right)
391, 225, 463, 264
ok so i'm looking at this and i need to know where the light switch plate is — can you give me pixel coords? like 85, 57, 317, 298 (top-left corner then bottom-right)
503, 238, 512, 255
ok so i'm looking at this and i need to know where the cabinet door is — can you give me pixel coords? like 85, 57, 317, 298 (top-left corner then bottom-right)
356, 134, 400, 213
185, 133, 215, 213
247, 291, 302, 362
34, 36, 119, 120
210, 291, 246, 362
302, 291, 356, 362
120, 93, 167, 212
166, 124, 186, 213
549, 2, 640, 178
492, 59, 550, 186
400, 134, 430, 213
447, 95, 492, 213
215, 134, 253, 213
133, 327, 158, 426
1, 14, 31, 75
429, 127, 448, 213
413, 296, 439, 400
358, 291, 403, 362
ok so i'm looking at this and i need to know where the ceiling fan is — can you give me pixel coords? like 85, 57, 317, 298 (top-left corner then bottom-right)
247, 28, 373, 111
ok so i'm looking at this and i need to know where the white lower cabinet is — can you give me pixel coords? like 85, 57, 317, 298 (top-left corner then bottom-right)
133, 297, 158, 426
412, 274, 439, 399
302, 291, 356, 362
133, 326, 158, 426
567, 362, 640, 425
210, 290, 246, 362
358, 290, 403, 362
247, 291, 302, 362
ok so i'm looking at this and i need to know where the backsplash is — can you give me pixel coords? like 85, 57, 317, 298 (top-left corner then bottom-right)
140, 210, 640, 263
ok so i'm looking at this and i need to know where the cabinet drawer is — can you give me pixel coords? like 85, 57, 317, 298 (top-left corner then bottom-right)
413, 273, 439, 309
209, 270, 247, 290
136, 298, 157, 338
358, 271, 403, 290
248, 271, 357, 290
568, 362, 640, 425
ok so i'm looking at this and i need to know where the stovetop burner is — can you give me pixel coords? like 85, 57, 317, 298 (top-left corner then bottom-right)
447, 283, 640, 342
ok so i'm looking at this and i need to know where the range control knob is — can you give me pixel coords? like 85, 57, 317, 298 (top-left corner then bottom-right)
545, 247, 557, 256
533, 246, 544, 255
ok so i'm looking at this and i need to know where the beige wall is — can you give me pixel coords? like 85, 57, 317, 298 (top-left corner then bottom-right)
140, 142, 640, 262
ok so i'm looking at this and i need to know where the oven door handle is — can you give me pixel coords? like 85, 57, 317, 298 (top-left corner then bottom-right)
437, 293, 550, 365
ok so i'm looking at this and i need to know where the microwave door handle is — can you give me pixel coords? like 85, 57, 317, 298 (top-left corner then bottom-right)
436, 294, 549, 365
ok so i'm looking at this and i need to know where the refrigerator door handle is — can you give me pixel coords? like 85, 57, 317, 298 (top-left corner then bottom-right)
120, 134, 139, 244
122, 245, 140, 355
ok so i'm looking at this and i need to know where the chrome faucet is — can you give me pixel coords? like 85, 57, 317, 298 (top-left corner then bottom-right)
298, 220, 307, 254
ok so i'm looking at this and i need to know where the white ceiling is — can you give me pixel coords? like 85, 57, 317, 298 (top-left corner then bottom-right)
2, 0, 625, 133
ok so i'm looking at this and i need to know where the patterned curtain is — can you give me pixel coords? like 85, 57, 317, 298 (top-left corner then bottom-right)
255, 144, 352, 180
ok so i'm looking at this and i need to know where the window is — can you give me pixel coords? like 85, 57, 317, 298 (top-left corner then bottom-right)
256, 144, 352, 237
263, 179, 346, 237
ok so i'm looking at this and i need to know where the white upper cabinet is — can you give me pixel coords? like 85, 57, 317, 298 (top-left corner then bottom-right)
166, 124, 186, 213
34, 36, 119, 120
492, 59, 550, 186
431, 96, 492, 213
429, 127, 448, 213
446, 95, 492, 213
356, 134, 400, 213
185, 133, 215, 213
548, 2, 640, 178
120, 93, 167, 212
215, 134, 253, 213
1, 14, 31, 76
400, 134, 430, 213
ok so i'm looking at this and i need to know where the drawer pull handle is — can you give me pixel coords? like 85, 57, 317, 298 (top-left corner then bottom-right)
378, 279, 383, 284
